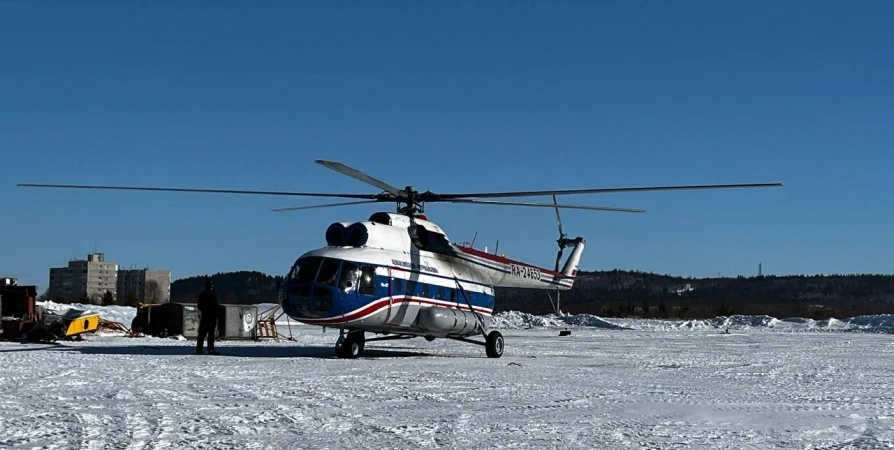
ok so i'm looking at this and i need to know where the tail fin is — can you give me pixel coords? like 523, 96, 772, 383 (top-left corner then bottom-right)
557, 237, 585, 288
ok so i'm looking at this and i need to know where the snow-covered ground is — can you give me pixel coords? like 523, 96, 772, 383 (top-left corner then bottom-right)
2, 303, 894, 448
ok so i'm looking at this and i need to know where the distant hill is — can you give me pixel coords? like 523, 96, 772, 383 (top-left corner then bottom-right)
171, 271, 283, 305
496, 270, 894, 319
171, 269, 894, 319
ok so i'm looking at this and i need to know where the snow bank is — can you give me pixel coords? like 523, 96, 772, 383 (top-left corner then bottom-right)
38, 300, 137, 325
30, 301, 894, 335
493, 311, 628, 330
492, 311, 567, 329
492, 311, 894, 335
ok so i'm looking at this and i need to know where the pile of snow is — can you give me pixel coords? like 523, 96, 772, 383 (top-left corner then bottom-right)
492, 311, 568, 329
838, 314, 894, 334
29, 301, 894, 335
492, 311, 894, 335
37, 300, 137, 326
493, 311, 628, 330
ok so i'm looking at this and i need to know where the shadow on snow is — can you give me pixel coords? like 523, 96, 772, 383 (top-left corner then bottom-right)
0, 343, 446, 359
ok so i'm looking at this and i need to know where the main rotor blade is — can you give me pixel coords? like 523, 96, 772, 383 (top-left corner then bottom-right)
436, 182, 784, 200
17, 183, 378, 199
447, 198, 645, 213
271, 199, 381, 212
315, 160, 403, 196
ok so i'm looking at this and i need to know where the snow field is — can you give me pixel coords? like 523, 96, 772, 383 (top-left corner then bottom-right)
1, 303, 892, 448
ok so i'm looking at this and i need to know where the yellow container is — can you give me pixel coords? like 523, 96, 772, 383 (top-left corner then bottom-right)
63, 312, 101, 337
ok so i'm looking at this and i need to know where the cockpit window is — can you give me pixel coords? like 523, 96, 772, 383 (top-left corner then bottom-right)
290, 257, 321, 282
339, 262, 359, 292
316, 258, 340, 286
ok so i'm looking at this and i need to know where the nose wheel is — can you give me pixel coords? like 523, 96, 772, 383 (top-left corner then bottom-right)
335, 330, 366, 359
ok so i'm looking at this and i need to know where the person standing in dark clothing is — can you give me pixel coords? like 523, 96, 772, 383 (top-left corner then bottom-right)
196, 278, 220, 355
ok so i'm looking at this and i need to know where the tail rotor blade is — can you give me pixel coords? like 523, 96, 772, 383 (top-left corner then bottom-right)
552, 194, 565, 238
552, 195, 564, 272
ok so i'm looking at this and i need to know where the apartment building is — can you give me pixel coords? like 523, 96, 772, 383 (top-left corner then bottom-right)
117, 268, 172, 304
48, 253, 118, 303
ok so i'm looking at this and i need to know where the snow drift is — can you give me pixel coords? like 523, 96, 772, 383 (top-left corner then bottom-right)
495, 311, 894, 334
35, 301, 894, 335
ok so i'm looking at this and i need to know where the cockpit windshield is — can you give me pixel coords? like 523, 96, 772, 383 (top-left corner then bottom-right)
287, 257, 323, 282
287, 257, 363, 293
315, 258, 340, 286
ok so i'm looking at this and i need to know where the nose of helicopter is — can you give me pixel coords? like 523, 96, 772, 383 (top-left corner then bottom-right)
281, 281, 331, 319
280, 279, 360, 321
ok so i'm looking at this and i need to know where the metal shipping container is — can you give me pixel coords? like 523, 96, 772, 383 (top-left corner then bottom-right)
134, 303, 257, 340
180, 304, 201, 338
220, 305, 258, 340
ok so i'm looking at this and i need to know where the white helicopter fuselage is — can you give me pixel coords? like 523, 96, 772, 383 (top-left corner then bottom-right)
279, 212, 585, 339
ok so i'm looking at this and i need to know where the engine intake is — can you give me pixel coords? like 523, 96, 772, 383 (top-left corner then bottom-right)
325, 222, 353, 246
345, 222, 370, 247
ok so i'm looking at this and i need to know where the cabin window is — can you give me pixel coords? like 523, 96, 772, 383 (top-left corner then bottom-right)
359, 266, 376, 296
406, 280, 417, 296
316, 259, 340, 286
437, 286, 445, 300
392, 278, 403, 295
421, 283, 429, 298
338, 262, 359, 292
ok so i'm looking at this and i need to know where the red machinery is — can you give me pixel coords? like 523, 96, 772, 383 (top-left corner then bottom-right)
0, 278, 40, 340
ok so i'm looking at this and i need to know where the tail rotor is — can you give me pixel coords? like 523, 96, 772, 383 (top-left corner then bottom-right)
552, 195, 572, 273
550, 195, 570, 324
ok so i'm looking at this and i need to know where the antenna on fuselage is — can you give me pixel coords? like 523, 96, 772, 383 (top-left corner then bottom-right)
470, 231, 478, 248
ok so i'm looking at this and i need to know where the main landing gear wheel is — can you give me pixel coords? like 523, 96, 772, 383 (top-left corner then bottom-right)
485, 330, 504, 358
335, 331, 365, 359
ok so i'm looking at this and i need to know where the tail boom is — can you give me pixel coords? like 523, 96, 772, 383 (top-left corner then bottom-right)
457, 237, 585, 291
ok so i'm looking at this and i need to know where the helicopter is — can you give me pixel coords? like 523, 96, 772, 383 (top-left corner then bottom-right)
18, 160, 782, 358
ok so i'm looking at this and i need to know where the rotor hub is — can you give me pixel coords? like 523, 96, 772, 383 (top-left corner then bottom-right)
397, 186, 424, 215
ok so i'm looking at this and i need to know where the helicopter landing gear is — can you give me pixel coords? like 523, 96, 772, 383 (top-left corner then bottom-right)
485, 330, 504, 358
335, 330, 365, 359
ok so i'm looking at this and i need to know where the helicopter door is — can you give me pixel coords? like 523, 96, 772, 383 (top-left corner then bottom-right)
386, 268, 393, 320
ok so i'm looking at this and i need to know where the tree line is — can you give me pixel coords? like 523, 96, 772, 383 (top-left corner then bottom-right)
165, 269, 894, 320
496, 270, 894, 319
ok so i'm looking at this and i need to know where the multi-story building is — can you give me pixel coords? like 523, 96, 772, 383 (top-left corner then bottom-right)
117, 268, 171, 304
48, 253, 118, 303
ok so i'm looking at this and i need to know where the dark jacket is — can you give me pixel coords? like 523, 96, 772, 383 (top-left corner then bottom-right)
197, 288, 220, 318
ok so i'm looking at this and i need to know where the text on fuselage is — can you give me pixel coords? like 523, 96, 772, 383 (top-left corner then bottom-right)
391, 259, 440, 274
510, 264, 541, 281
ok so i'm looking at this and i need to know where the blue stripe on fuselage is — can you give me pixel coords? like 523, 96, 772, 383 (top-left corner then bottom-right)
284, 259, 496, 321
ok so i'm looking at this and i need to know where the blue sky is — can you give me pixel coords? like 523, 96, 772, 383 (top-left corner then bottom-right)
2, 1, 892, 290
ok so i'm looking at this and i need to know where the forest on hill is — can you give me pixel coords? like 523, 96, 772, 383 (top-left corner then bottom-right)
496, 270, 894, 319
170, 269, 894, 320
171, 271, 283, 305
